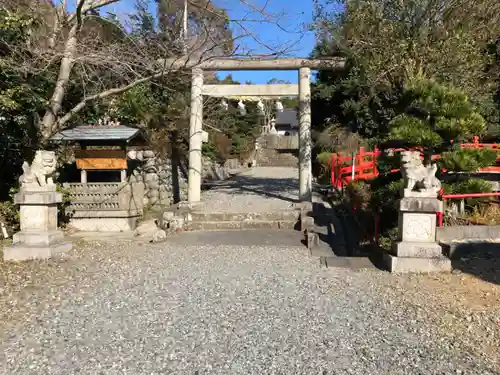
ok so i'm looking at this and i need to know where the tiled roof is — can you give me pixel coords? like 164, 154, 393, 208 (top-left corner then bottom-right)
275, 108, 298, 127
50, 125, 141, 142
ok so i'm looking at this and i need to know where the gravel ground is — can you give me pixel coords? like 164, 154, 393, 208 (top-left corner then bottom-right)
1, 231, 499, 375
201, 167, 301, 212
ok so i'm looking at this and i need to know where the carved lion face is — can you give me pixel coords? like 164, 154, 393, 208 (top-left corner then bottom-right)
401, 151, 413, 165
401, 151, 422, 168
34, 150, 56, 174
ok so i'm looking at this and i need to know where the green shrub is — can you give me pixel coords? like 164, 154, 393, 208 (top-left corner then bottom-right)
386, 115, 442, 147
376, 151, 401, 174
56, 184, 72, 227
315, 152, 334, 184
443, 178, 493, 207
370, 178, 403, 213
368, 177, 403, 238
443, 179, 492, 195
378, 227, 399, 251
0, 188, 20, 231
316, 151, 333, 168
346, 180, 371, 204
439, 148, 497, 172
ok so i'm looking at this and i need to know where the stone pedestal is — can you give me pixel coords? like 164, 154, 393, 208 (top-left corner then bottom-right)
3, 187, 72, 261
384, 195, 451, 273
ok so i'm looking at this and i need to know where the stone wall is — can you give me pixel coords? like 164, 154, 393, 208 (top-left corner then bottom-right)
255, 148, 299, 167
437, 225, 500, 243
259, 134, 299, 150
128, 151, 188, 208
202, 157, 230, 182
255, 135, 299, 167
128, 152, 235, 207
224, 158, 246, 170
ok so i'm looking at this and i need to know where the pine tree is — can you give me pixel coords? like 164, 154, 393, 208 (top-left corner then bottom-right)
386, 76, 485, 146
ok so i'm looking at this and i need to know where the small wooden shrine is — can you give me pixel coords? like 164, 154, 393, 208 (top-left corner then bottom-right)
49, 124, 147, 232
50, 124, 146, 183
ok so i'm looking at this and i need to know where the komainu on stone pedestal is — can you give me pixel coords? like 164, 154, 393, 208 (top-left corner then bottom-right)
401, 150, 441, 198
19, 150, 57, 188
383, 150, 451, 273
3, 150, 72, 262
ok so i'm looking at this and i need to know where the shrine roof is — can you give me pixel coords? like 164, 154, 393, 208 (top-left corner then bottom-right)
50, 125, 141, 142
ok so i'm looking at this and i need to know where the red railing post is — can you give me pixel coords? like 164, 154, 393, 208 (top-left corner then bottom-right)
356, 147, 364, 181
436, 211, 443, 228
340, 153, 344, 188
331, 153, 336, 188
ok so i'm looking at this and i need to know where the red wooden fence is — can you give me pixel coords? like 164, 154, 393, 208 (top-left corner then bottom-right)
331, 147, 380, 189
331, 137, 500, 189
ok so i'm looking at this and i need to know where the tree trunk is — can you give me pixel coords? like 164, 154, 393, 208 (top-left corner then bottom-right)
40, 23, 79, 144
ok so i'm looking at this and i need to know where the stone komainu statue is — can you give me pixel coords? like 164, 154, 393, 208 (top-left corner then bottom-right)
19, 150, 57, 188
401, 150, 441, 194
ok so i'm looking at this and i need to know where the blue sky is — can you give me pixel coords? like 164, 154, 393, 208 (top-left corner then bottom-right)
100, 0, 318, 83
214, 0, 317, 83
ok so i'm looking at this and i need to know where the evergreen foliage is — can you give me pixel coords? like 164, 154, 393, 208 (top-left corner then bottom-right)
312, 0, 500, 140
385, 77, 487, 149
439, 148, 498, 173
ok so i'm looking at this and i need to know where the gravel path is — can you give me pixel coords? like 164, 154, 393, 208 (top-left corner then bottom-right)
1, 231, 499, 374
201, 167, 301, 212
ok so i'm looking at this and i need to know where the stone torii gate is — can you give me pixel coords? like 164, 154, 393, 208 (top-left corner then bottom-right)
171, 57, 345, 204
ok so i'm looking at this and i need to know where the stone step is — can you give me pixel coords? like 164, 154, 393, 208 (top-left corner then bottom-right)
264, 157, 298, 161
188, 220, 298, 231
260, 159, 298, 162
310, 243, 335, 257
258, 162, 298, 166
320, 256, 378, 270
257, 164, 299, 168
190, 210, 301, 222
259, 156, 298, 160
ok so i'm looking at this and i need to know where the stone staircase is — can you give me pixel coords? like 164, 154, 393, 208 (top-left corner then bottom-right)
188, 210, 301, 231
159, 205, 304, 232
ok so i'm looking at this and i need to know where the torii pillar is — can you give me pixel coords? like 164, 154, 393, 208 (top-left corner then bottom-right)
188, 68, 203, 204
298, 67, 312, 202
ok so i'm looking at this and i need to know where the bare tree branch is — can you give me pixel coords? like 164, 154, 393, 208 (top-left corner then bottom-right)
55, 69, 171, 130
48, 0, 67, 49
3, 0, 309, 143
40, 0, 87, 140
67, 0, 120, 23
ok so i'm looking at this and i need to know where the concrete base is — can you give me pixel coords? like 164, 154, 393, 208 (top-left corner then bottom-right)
4, 241, 72, 261
13, 230, 65, 246
383, 253, 452, 273
391, 241, 444, 258
6, 184, 72, 261
69, 217, 138, 232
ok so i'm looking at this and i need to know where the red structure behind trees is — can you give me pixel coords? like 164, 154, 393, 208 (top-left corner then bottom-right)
331, 137, 500, 189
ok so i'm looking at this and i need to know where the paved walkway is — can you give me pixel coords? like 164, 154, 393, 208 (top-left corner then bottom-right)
1, 231, 499, 374
201, 167, 302, 212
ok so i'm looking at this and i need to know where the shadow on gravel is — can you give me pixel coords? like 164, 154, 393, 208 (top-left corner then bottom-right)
446, 242, 500, 285
202, 175, 301, 204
